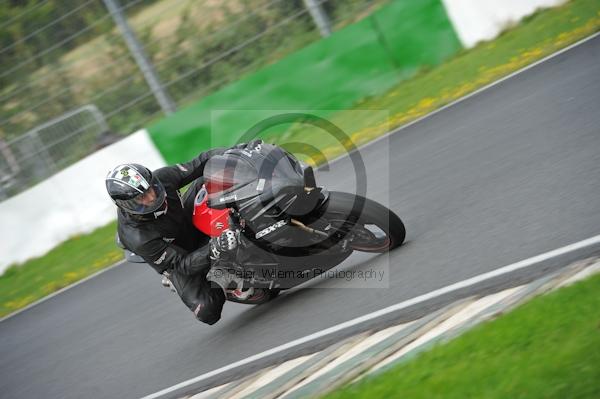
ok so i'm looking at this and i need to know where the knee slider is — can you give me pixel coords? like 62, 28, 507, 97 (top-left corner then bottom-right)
198, 312, 221, 325
193, 293, 225, 325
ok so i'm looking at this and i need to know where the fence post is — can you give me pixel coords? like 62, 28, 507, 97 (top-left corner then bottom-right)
0, 139, 19, 175
0, 139, 18, 200
30, 129, 59, 175
102, 0, 177, 115
302, 0, 332, 37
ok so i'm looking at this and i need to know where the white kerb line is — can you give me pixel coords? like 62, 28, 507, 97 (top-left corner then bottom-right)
140, 233, 600, 399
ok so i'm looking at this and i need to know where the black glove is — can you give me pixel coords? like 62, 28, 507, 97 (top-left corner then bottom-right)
210, 230, 239, 261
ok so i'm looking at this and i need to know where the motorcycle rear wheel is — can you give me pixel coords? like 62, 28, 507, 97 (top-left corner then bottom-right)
226, 288, 280, 305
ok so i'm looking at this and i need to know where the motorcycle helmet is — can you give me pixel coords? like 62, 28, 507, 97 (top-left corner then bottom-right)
105, 163, 167, 216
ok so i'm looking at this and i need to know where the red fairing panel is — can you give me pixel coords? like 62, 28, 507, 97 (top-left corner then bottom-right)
192, 186, 230, 237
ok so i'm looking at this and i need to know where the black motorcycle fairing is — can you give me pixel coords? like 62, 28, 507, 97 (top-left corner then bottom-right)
204, 143, 306, 210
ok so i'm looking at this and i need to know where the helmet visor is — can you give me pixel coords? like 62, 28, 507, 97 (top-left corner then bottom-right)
114, 176, 166, 215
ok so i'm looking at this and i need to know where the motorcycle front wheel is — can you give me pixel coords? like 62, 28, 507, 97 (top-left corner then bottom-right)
321, 191, 405, 253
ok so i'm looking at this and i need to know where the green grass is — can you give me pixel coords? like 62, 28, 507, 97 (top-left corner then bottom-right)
1, 0, 599, 317
324, 272, 600, 399
0, 222, 123, 318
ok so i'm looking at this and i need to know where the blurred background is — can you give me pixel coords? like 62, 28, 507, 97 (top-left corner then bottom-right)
0, 0, 385, 198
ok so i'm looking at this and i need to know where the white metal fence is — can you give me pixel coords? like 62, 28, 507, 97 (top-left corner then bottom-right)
0, 105, 110, 199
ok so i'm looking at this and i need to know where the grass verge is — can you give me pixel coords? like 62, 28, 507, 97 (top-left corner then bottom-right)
0, 222, 123, 318
1, 0, 599, 318
324, 272, 600, 399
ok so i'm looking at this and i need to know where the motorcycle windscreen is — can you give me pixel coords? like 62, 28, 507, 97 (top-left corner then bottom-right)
203, 154, 258, 194
271, 153, 304, 184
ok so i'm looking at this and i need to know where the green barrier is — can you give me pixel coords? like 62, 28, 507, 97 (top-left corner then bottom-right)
148, 0, 461, 164
375, 0, 463, 71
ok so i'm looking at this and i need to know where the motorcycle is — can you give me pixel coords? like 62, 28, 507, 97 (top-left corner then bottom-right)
192, 141, 406, 304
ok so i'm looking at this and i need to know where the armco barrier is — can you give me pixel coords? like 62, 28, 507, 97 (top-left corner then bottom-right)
0, 130, 166, 273
147, 0, 461, 164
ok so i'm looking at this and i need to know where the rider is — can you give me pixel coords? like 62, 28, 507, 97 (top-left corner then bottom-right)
105, 145, 251, 325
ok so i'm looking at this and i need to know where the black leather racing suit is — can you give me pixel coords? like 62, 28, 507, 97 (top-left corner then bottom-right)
117, 147, 234, 325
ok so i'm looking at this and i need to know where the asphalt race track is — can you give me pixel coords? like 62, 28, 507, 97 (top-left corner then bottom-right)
1, 35, 599, 399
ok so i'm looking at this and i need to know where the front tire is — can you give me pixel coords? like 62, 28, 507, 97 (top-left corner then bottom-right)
321, 191, 405, 253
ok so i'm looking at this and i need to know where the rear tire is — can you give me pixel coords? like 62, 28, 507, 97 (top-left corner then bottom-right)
321, 191, 405, 253
226, 288, 280, 305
